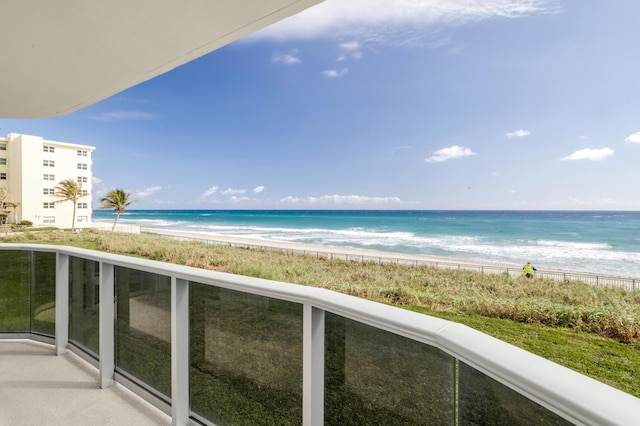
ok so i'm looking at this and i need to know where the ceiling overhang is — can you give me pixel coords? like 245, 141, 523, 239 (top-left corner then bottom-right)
0, 0, 323, 118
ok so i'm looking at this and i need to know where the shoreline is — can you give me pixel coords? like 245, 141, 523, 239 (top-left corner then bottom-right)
140, 227, 540, 271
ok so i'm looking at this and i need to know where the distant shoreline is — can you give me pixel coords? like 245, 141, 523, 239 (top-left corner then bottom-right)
140, 227, 556, 273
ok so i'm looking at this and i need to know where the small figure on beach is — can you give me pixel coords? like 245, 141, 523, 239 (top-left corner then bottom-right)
522, 262, 537, 278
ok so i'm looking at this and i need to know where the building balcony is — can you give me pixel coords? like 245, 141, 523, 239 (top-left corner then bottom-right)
0, 340, 170, 425
1, 243, 639, 425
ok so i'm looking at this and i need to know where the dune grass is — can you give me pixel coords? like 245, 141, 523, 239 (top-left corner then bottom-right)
2, 228, 639, 397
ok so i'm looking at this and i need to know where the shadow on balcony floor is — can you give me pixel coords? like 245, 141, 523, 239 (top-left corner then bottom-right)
0, 340, 170, 425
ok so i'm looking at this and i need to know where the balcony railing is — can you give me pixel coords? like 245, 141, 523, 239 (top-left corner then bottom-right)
1, 243, 639, 425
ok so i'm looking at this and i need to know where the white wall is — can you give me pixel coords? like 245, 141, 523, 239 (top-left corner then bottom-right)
5, 133, 95, 228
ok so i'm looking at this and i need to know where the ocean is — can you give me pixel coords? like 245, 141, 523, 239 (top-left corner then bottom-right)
92, 210, 640, 278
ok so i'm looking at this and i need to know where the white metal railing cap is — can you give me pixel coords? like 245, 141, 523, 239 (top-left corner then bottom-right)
435, 324, 640, 426
304, 286, 454, 345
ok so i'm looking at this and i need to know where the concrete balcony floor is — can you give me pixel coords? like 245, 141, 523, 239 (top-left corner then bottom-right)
0, 340, 170, 425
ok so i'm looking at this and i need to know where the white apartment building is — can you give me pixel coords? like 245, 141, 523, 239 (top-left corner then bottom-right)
0, 133, 95, 228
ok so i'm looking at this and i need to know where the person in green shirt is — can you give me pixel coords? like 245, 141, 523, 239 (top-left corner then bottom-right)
522, 261, 537, 278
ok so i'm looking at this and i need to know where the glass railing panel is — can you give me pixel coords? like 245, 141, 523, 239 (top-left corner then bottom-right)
68, 256, 100, 355
458, 361, 572, 425
31, 251, 56, 336
325, 313, 456, 425
0, 250, 31, 332
115, 266, 171, 398
190, 283, 304, 425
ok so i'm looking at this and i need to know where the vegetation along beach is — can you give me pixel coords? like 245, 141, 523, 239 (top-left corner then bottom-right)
2, 222, 639, 399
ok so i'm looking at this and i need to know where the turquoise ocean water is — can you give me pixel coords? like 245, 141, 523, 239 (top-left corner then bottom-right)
92, 210, 640, 278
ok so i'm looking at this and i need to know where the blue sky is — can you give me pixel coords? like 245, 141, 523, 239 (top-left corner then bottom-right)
2, 0, 640, 210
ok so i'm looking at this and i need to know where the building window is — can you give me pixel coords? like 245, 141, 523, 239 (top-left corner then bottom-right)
77, 202, 88, 209
1, 173, 7, 180
43, 174, 55, 181
42, 216, 55, 224
43, 202, 55, 209
77, 216, 88, 223
77, 163, 87, 170
43, 188, 55, 195
43, 145, 55, 153
43, 159, 55, 167
0, 145, 6, 151
80, 190, 89, 196
0, 158, 5, 165
77, 176, 88, 183
77, 150, 88, 157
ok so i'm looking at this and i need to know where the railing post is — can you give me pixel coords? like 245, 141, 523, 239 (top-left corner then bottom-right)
55, 252, 69, 356
303, 305, 325, 426
172, 277, 189, 426
99, 262, 115, 389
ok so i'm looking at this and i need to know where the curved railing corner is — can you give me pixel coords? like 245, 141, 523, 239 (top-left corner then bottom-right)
1, 243, 639, 426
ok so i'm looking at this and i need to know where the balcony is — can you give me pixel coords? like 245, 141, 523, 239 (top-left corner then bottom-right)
1, 243, 639, 425
0, 340, 170, 425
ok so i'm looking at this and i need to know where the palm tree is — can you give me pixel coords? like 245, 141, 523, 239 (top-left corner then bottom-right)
54, 179, 87, 230
100, 189, 138, 231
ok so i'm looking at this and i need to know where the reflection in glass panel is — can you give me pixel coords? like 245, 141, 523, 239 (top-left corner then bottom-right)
458, 361, 573, 425
31, 251, 56, 336
69, 256, 100, 355
190, 283, 303, 425
325, 313, 455, 425
115, 267, 171, 398
0, 250, 30, 331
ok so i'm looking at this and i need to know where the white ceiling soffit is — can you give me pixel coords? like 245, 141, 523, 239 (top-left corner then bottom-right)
0, 0, 323, 118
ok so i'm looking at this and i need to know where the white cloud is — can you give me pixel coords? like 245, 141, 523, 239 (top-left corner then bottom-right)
272, 52, 301, 65
426, 145, 475, 163
201, 186, 219, 198
505, 129, 530, 139
340, 41, 360, 51
87, 110, 154, 121
220, 188, 247, 195
337, 40, 363, 61
280, 194, 401, 205
322, 68, 349, 78
579, 135, 590, 140
90, 177, 106, 203
136, 186, 162, 198
253, 186, 265, 193
561, 147, 613, 161
567, 197, 584, 204
253, 0, 559, 45
624, 131, 640, 143
229, 196, 252, 203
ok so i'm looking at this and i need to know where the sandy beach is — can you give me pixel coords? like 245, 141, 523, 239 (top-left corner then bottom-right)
141, 227, 529, 270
